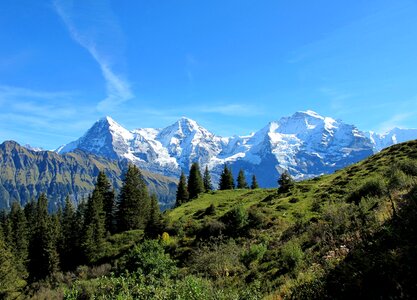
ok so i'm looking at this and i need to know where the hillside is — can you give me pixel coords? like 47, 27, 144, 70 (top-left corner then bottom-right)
0, 141, 177, 210
2, 139, 417, 299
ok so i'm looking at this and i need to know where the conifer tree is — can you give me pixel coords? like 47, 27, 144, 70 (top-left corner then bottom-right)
175, 171, 189, 207
188, 162, 204, 199
0, 230, 26, 299
203, 165, 213, 192
96, 171, 116, 233
8, 202, 28, 276
144, 194, 163, 238
117, 165, 150, 232
60, 196, 78, 270
82, 189, 106, 262
219, 164, 235, 190
278, 171, 294, 193
27, 194, 59, 282
251, 174, 259, 189
237, 169, 249, 189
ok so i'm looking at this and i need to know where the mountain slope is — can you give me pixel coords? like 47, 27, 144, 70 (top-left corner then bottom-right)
163, 139, 417, 299
56, 111, 417, 187
0, 141, 177, 210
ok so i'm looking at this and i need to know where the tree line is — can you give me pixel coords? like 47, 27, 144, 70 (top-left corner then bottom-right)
0, 165, 161, 290
175, 163, 259, 206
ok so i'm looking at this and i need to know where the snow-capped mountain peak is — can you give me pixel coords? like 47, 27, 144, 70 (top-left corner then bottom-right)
56, 112, 417, 187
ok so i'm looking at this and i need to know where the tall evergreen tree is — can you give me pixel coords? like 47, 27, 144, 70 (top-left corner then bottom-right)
219, 164, 235, 190
203, 165, 213, 192
188, 162, 204, 199
251, 174, 259, 189
0, 230, 26, 299
117, 165, 150, 232
96, 171, 116, 233
237, 169, 249, 189
144, 194, 163, 238
278, 171, 294, 193
8, 202, 28, 276
59, 196, 78, 270
82, 189, 106, 262
27, 194, 59, 282
175, 171, 189, 207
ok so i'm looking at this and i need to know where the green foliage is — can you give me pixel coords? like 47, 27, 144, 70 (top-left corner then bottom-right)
346, 176, 386, 204
237, 169, 249, 189
278, 171, 294, 193
144, 194, 164, 238
117, 165, 151, 231
241, 243, 267, 268
175, 171, 189, 206
118, 239, 177, 280
190, 239, 244, 279
203, 165, 213, 192
27, 193, 60, 282
250, 174, 259, 189
0, 230, 26, 299
188, 162, 204, 199
280, 240, 304, 271
219, 164, 235, 190
96, 171, 116, 234
222, 205, 249, 234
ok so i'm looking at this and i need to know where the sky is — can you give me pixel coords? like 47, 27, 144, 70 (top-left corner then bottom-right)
1, 0, 417, 149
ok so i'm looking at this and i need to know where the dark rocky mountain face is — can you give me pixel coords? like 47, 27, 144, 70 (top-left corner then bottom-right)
0, 141, 177, 211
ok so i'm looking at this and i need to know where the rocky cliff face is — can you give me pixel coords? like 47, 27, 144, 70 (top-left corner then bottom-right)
0, 141, 177, 210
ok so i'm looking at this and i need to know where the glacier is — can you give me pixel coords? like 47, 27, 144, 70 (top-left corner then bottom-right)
56, 111, 417, 187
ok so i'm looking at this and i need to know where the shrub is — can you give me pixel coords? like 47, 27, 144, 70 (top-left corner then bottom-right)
248, 208, 269, 229
118, 239, 177, 280
281, 240, 304, 271
346, 177, 386, 204
198, 219, 226, 239
241, 243, 267, 268
222, 205, 249, 234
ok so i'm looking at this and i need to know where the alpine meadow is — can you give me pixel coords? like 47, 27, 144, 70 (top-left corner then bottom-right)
1, 1, 417, 299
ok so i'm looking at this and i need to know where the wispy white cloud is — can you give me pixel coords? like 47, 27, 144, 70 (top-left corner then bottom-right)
377, 112, 415, 133
197, 103, 264, 116
53, 0, 133, 112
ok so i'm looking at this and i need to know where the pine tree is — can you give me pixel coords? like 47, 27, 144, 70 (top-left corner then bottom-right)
59, 196, 78, 270
144, 194, 163, 238
251, 174, 259, 189
27, 194, 59, 282
278, 171, 294, 193
175, 171, 189, 207
0, 230, 26, 299
237, 169, 249, 189
188, 162, 204, 199
96, 171, 116, 234
82, 189, 106, 263
219, 164, 235, 190
8, 202, 28, 276
203, 165, 213, 192
117, 165, 151, 232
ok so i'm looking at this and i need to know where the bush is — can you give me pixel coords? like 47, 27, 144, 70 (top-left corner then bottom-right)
281, 240, 304, 271
118, 239, 177, 280
198, 219, 226, 239
241, 243, 267, 268
222, 205, 249, 234
347, 177, 386, 204
248, 208, 269, 229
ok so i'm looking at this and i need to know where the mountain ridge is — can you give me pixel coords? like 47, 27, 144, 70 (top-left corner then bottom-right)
55, 111, 417, 187
0, 141, 177, 210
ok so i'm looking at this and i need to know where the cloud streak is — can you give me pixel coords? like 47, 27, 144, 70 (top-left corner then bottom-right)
53, 0, 133, 112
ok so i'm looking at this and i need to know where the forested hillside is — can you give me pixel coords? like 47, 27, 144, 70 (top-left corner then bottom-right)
1, 140, 417, 299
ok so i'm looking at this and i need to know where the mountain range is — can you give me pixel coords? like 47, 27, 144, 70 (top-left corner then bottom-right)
0, 141, 177, 210
56, 110, 417, 187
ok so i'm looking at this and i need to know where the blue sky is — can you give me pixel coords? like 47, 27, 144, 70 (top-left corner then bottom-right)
1, 0, 417, 149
